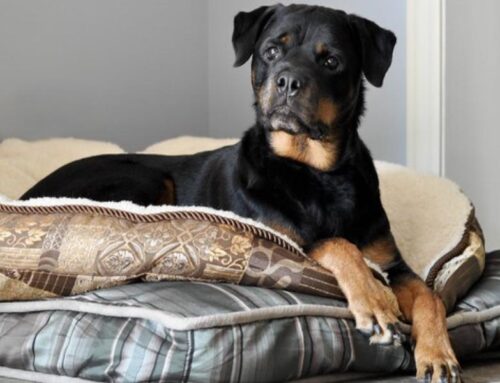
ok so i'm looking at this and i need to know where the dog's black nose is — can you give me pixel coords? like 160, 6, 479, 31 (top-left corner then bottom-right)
276, 73, 301, 97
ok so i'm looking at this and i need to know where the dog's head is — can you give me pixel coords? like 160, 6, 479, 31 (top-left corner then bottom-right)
233, 4, 396, 170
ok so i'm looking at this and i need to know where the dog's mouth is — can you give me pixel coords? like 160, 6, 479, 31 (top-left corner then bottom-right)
269, 106, 309, 135
268, 106, 327, 140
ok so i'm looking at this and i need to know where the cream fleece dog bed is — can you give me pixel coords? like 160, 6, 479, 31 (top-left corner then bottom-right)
0, 137, 485, 308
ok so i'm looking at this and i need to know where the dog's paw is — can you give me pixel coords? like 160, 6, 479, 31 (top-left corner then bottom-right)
348, 278, 404, 346
308, 238, 403, 346
415, 337, 461, 383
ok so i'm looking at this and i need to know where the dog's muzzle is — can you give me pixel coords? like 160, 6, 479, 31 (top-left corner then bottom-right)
268, 105, 314, 137
270, 114, 302, 134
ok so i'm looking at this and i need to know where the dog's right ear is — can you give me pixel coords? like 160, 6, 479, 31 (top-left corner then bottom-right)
232, 5, 281, 67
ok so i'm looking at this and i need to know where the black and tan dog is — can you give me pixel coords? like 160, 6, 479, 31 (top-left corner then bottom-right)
22, 4, 460, 382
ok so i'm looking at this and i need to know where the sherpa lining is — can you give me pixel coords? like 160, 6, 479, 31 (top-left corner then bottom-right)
375, 161, 476, 282
0, 137, 123, 199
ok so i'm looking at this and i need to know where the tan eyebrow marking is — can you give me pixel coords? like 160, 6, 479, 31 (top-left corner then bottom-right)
279, 33, 291, 44
315, 43, 328, 55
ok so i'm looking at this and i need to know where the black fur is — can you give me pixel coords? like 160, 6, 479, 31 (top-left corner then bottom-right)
21, 4, 401, 257
21, 7, 463, 378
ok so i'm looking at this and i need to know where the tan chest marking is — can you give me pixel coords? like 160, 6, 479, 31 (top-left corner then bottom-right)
270, 131, 338, 171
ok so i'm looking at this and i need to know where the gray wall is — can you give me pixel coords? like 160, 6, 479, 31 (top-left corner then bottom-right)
1, 0, 405, 163
445, 0, 500, 251
0, 0, 208, 151
208, 0, 406, 164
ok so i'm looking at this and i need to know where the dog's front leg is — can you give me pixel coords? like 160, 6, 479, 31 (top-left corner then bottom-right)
392, 273, 460, 383
309, 238, 403, 345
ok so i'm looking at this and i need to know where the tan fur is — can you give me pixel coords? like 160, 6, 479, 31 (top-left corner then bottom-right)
393, 277, 459, 381
316, 98, 338, 126
156, 178, 176, 205
361, 235, 398, 268
315, 42, 327, 55
310, 238, 367, 278
270, 131, 338, 171
309, 238, 401, 334
280, 34, 291, 45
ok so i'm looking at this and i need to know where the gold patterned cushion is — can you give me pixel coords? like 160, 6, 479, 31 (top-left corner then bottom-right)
0, 200, 352, 301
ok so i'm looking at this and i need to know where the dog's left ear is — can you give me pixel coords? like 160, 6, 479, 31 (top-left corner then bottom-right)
232, 4, 282, 67
348, 14, 397, 87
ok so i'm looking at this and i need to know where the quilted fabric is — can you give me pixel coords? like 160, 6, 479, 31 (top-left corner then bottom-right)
0, 252, 499, 382
0, 282, 413, 383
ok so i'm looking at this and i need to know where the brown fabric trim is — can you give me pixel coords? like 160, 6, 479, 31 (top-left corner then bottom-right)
425, 207, 484, 286
0, 266, 224, 296
470, 211, 485, 244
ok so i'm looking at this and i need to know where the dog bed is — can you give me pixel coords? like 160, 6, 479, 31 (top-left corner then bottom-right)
0, 137, 492, 382
0, 252, 499, 383
0, 137, 486, 310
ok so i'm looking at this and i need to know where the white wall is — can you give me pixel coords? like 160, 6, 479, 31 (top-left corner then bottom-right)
445, 0, 500, 251
0, 0, 208, 151
208, 0, 407, 164
0, 0, 405, 164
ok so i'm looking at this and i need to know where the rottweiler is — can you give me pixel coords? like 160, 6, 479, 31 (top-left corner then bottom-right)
22, 4, 460, 382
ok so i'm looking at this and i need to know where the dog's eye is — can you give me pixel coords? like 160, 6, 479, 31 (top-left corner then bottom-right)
264, 46, 280, 61
324, 56, 340, 70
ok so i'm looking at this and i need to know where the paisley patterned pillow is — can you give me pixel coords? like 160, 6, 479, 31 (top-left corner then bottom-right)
0, 198, 354, 301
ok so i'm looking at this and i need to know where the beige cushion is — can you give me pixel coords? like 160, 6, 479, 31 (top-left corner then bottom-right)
0, 138, 124, 199
143, 136, 239, 155
376, 161, 485, 309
